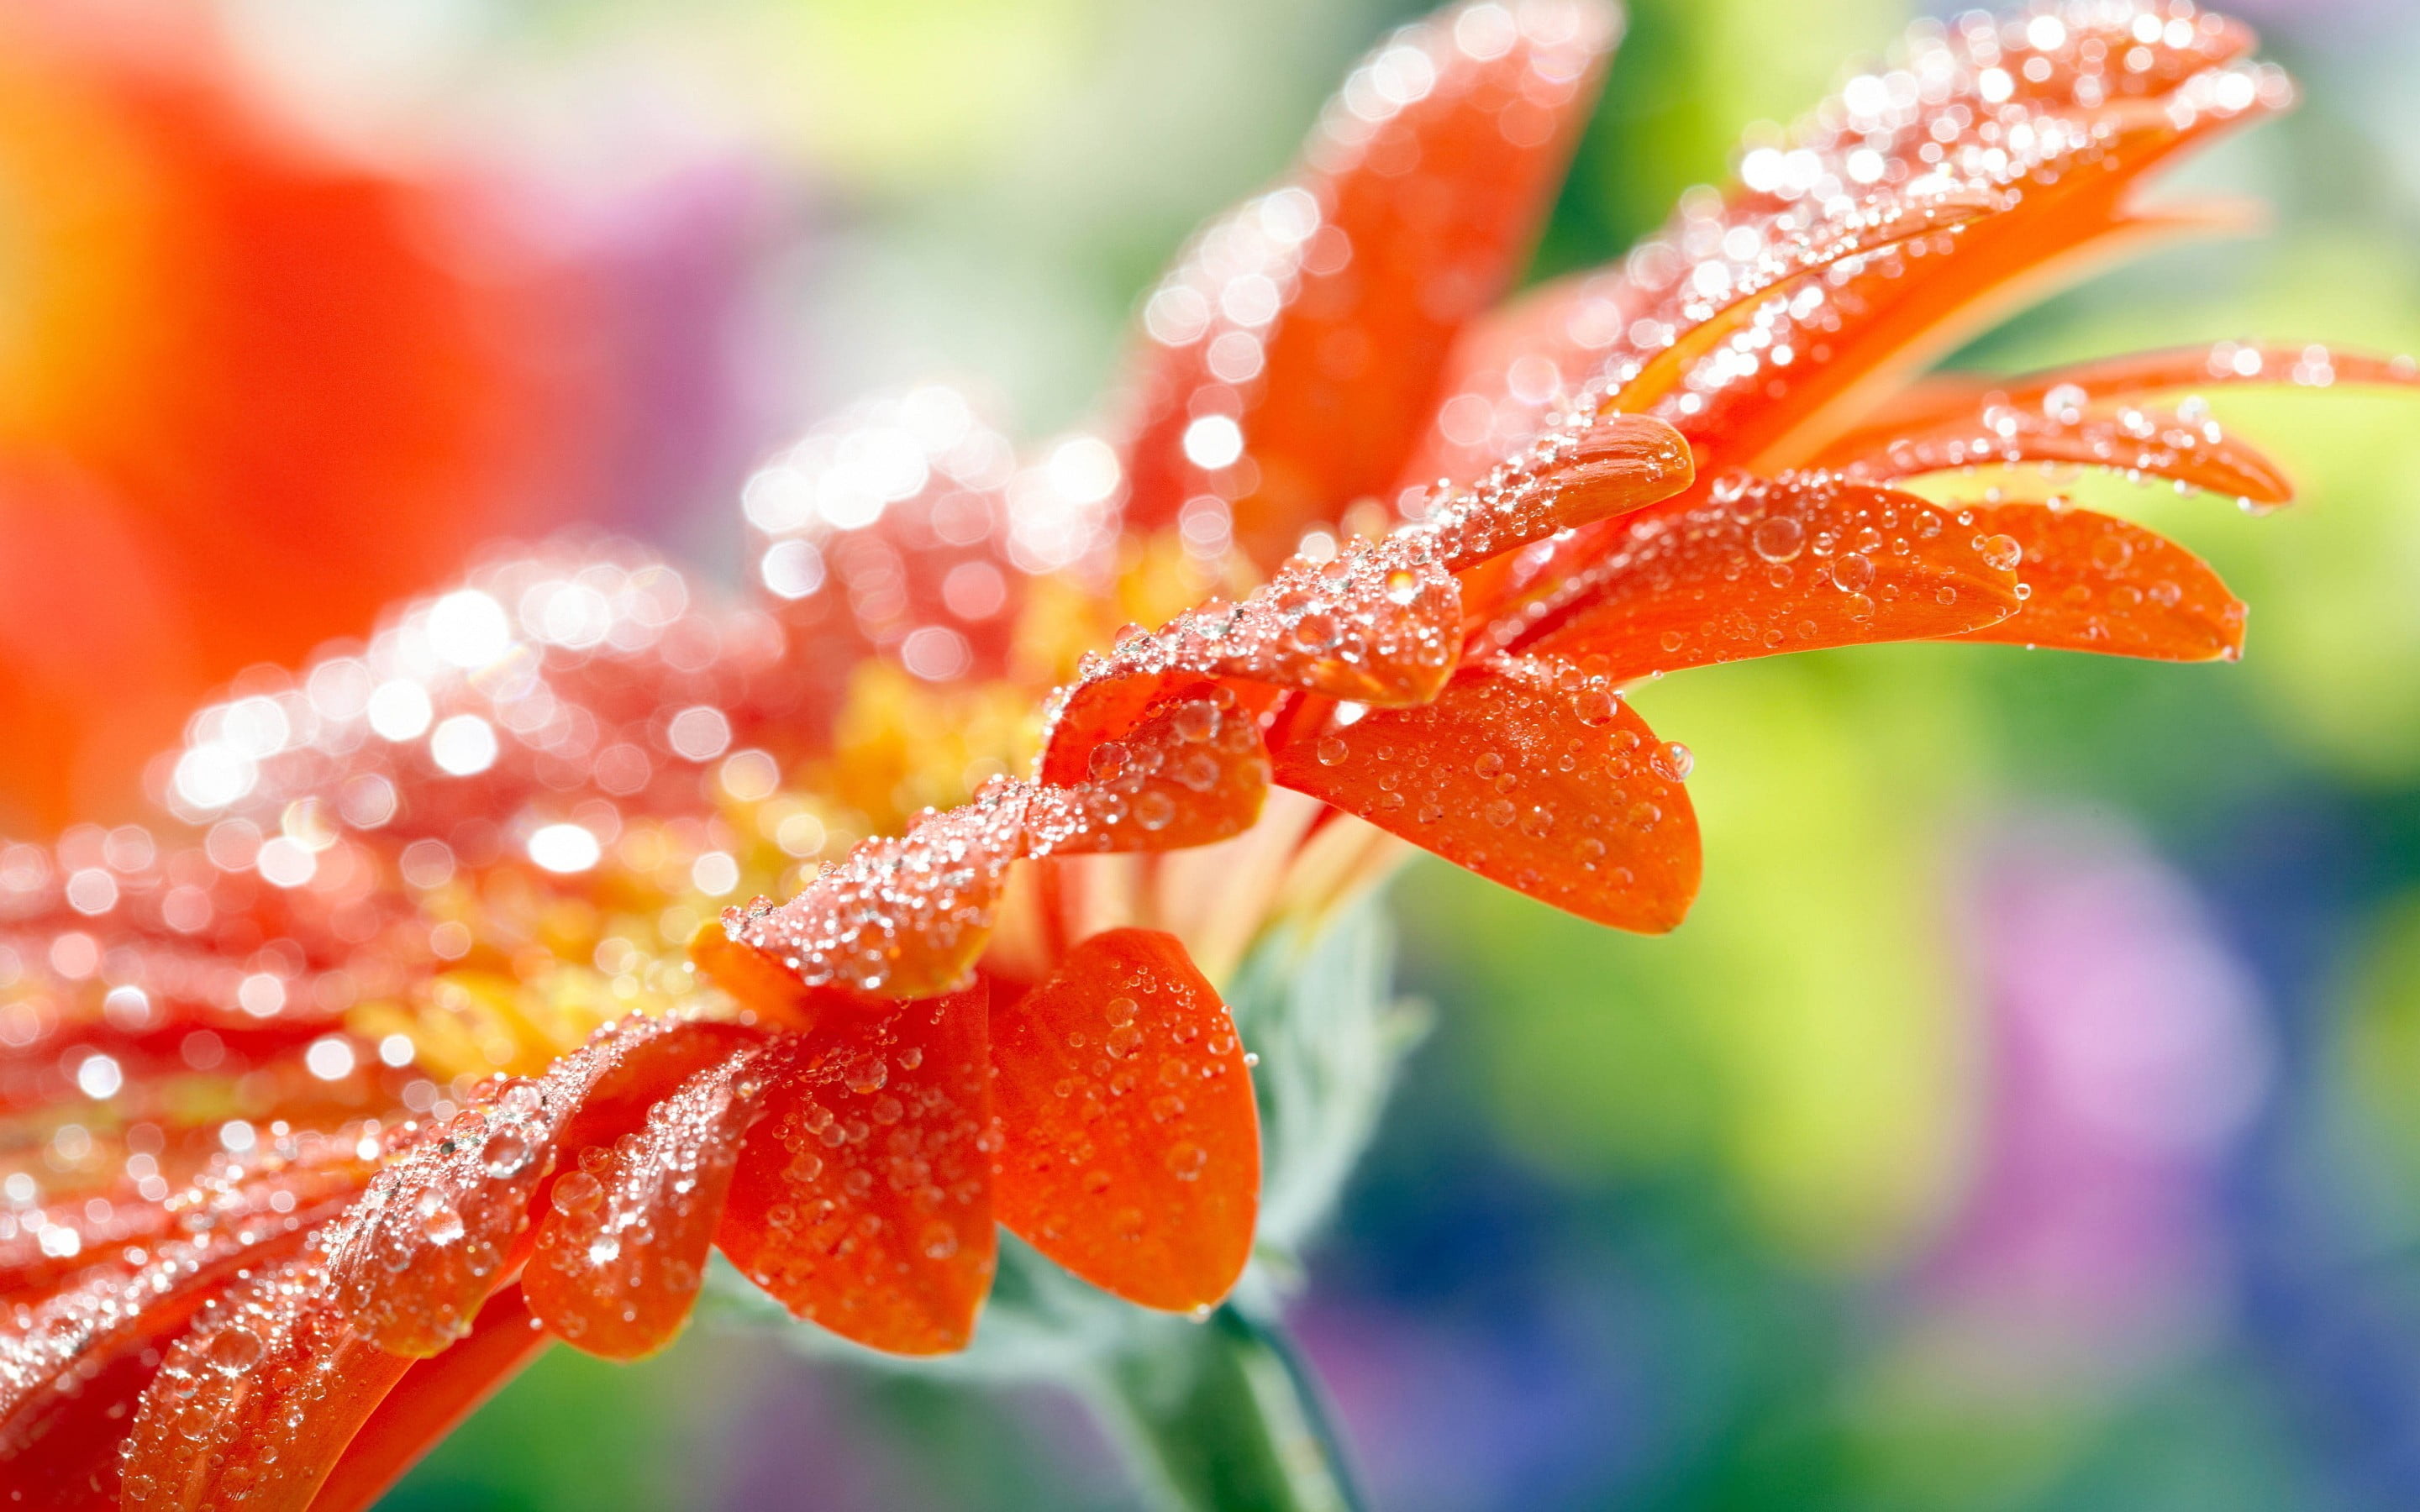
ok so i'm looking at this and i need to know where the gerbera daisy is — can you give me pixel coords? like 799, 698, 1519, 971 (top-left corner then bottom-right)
3, 2, 2409, 1508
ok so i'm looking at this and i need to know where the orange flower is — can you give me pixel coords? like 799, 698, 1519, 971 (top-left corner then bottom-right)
0, 12, 574, 832
2, 3, 2410, 1508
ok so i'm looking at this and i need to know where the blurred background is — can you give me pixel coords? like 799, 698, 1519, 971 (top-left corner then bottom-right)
10, 0, 2420, 1506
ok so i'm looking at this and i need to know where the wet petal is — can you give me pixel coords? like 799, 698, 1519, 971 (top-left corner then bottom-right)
1458, 18, 2284, 636
1944, 502, 2245, 661
0, 1137, 381, 1478
525, 1048, 773, 1361
0, 1317, 160, 1510
1120, 0, 1621, 567
741, 387, 1031, 727
1634, 16, 2276, 472
718, 785, 1034, 999
1272, 655, 1699, 932
305, 1287, 551, 1512
991, 929, 1257, 1311
1421, 412, 1697, 574
1821, 399, 2295, 505
1037, 686, 1272, 854
718, 983, 997, 1355
324, 1016, 758, 1356
1838, 342, 2420, 439
119, 1249, 414, 1511
1515, 475, 2021, 674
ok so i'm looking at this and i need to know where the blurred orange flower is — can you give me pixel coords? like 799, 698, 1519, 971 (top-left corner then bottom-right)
2, 3, 2411, 1509
0, 12, 571, 831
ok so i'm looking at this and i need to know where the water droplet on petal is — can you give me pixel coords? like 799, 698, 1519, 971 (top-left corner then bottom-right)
1751, 515, 1805, 562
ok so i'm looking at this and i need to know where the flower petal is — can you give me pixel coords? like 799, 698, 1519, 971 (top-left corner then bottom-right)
1828, 341, 2420, 444
1639, 16, 2276, 473
718, 787, 1034, 1000
1120, 0, 1620, 568
324, 1015, 758, 1356
525, 1048, 773, 1361
302, 1286, 551, 1512
1818, 399, 2296, 505
0, 1140, 379, 1478
0, 1320, 160, 1509
1512, 475, 2022, 675
1942, 502, 2245, 661
119, 1250, 415, 1511
717, 983, 997, 1355
741, 387, 1030, 724
1038, 685, 1274, 854
1272, 655, 1698, 932
991, 929, 1257, 1311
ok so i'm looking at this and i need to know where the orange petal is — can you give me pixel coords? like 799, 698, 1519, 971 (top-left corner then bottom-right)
1037, 682, 1272, 853
1271, 655, 1699, 932
0, 1157, 360, 1476
305, 1286, 552, 1512
1818, 399, 2296, 505
0, 1315, 162, 1510
991, 929, 1257, 1311
1392, 265, 1637, 492
743, 390, 1030, 732
1863, 342, 2420, 432
119, 1250, 416, 1511
718, 983, 997, 1355
1120, 0, 1619, 568
719, 787, 1032, 999
324, 1016, 758, 1356
1572, 13, 2270, 480
1423, 412, 1697, 574
1943, 502, 2245, 661
1512, 475, 2021, 675
689, 921, 834, 1031
525, 1047, 773, 1361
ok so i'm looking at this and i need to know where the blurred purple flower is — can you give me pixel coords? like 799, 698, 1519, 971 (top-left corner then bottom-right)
1919, 815, 2271, 1380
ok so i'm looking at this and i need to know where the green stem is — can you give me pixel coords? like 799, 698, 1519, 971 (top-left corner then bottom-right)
1087, 1304, 1366, 1512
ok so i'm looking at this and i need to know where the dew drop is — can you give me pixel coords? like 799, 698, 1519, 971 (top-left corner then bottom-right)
206, 1326, 264, 1375
1750, 515, 1805, 562
1831, 552, 1876, 592
1979, 533, 2023, 572
1290, 611, 1340, 654
481, 1129, 532, 1178
1134, 791, 1176, 831
1651, 743, 1695, 782
1171, 701, 1221, 742
416, 1193, 465, 1247
552, 1172, 603, 1215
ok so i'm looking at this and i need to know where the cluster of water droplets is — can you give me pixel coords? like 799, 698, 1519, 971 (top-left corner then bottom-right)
1476, 472, 2025, 665
1118, 0, 1616, 564
982, 931, 1255, 1309
525, 1044, 772, 1356
722, 401, 1699, 1002
0, 1120, 384, 1431
740, 385, 1123, 685
720, 1000, 997, 1349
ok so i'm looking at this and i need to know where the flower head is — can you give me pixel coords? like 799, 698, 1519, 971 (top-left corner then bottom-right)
3, 3, 2411, 1508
